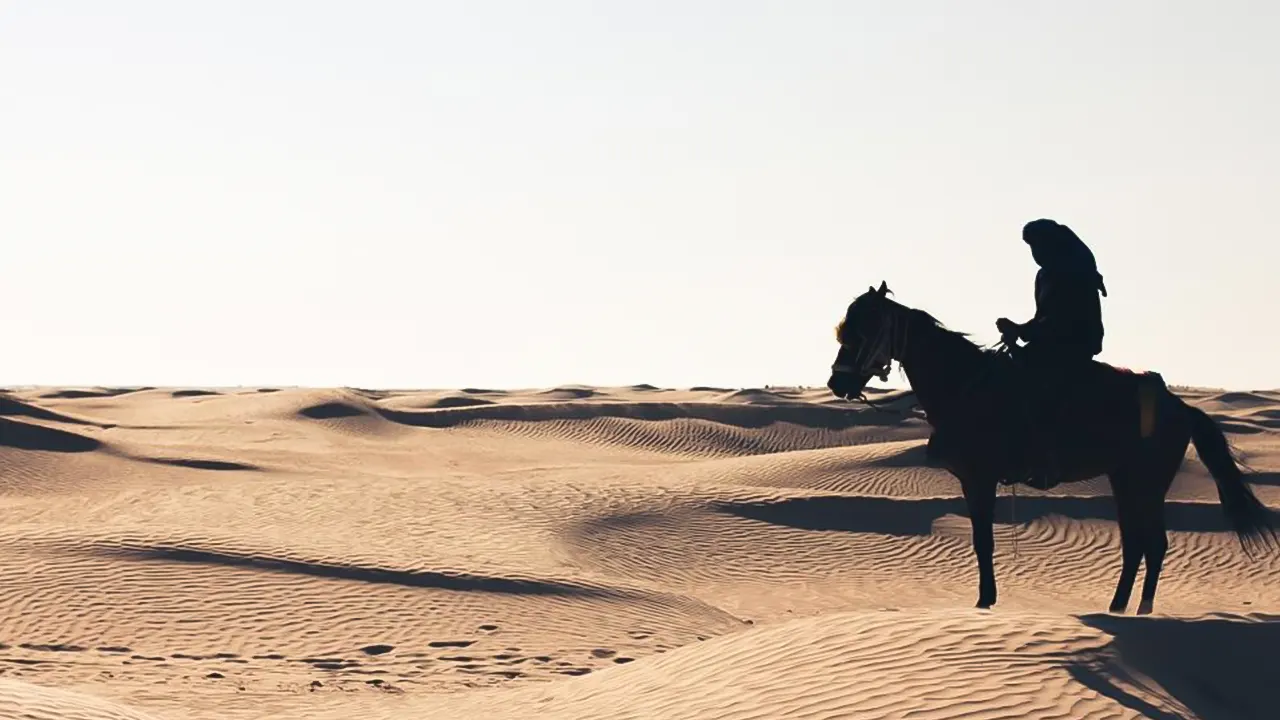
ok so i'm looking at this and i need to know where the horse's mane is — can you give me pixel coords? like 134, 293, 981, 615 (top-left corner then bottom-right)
836, 293, 1003, 359
913, 308, 966, 336
907, 307, 1004, 358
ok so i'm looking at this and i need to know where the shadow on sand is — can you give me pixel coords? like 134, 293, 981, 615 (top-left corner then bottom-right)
1065, 613, 1280, 720
0, 396, 106, 427
0, 417, 102, 453
138, 457, 261, 472
717, 494, 1251, 536
95, 544, 619, 598
374, 401, 921, 431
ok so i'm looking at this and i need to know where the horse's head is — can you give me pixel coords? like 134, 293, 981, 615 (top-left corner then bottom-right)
827, 280, 897, 400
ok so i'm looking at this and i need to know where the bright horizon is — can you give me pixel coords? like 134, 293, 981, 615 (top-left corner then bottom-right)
2, 2, 1276, 391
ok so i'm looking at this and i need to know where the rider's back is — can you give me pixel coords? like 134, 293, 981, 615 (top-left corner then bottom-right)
1023, 220, 1106, 363
1031, 266, 1104, 359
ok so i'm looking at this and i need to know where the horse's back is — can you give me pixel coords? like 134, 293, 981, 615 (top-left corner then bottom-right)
1091, 361, 1167, 397
1096, 361, 1163, 383
1072, 361, 1173, 442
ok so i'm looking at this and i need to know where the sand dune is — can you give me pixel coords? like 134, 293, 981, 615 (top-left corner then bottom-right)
424, 609, 1280, 720
0, 384, 1277, 719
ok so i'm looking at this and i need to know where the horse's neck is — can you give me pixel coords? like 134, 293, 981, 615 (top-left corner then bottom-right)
896, 310, 989, 426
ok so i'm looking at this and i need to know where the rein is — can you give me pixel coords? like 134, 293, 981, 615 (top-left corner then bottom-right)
1009, 482, 1019, 559
833, 304, 1009, 423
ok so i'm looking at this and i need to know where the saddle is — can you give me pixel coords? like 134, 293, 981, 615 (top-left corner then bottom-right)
996, 358, 1164, 489
925, 346, 1164, 490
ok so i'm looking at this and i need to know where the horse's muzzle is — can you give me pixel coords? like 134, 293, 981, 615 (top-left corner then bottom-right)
827, 372, 865, 400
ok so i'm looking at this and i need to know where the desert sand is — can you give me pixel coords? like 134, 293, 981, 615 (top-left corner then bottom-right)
1, 383, 1278, 720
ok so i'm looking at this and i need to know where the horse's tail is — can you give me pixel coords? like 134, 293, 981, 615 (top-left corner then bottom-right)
1183, 399, 1278, 556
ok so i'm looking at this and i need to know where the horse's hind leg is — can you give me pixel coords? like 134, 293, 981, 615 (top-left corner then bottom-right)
1107, 479, 1144, 613
1135, 492, 1170, 615
1132, 435, 1184, 615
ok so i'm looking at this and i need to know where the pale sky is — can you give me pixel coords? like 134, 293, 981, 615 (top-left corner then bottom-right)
2, 1, 1276, 390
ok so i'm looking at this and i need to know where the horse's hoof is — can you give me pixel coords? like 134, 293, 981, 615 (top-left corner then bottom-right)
1136, 602, 1154, 616
976, 599, 995, 610
1108, 602, 1127, 614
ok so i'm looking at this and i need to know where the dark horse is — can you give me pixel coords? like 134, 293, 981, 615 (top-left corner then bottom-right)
827, 282, 1276, 614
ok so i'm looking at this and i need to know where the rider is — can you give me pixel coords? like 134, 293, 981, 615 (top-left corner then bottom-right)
996, 218, 1107, 485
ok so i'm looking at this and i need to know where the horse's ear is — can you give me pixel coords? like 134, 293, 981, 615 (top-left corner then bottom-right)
868, 285, 876, 294
877, 281, 889, 296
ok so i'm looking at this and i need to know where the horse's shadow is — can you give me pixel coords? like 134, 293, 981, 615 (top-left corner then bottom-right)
717, 495, 1251, 536
1240, 470, 1280, 486
1065, 613, 1280, 720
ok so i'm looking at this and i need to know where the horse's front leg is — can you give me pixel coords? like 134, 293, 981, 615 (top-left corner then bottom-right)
961, 475, 999, 608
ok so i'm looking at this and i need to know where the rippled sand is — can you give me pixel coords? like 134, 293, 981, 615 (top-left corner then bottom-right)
1, 384, 1277, 719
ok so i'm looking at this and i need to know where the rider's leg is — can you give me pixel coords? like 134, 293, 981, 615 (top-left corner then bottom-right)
1031, 349, 1095, 487
1003, 346, 1041, 483
1022, 345, 1064, 487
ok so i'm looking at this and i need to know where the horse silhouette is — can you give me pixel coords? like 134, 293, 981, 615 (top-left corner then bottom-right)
827, 281, 1276, 614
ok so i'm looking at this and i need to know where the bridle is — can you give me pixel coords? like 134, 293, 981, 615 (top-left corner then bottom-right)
831, 298, 999, 419
831, 301, 911, 387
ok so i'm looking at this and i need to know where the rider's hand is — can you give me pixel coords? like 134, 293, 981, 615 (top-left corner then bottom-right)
995, 317, 1019, 343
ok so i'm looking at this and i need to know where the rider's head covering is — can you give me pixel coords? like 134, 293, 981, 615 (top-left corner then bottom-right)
1022, 218, 1107, 297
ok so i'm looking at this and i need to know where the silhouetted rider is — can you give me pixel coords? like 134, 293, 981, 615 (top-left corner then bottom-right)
996, 218, 1107, 486
997, 218, 1106, 362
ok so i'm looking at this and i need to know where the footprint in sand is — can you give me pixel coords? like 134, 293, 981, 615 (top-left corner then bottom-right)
428, 640, 475, 649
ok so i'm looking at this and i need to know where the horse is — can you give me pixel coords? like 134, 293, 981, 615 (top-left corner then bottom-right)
826, 281, 1276, 615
